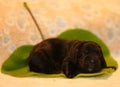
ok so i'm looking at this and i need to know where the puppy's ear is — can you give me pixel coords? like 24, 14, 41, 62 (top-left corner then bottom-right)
89, 42, 107, 68
97, 45, 107, 68
68, 41, 84, 61
62, 57, 79, 78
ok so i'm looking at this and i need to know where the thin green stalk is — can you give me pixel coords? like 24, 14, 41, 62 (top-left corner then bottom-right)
24, 2, 45, 40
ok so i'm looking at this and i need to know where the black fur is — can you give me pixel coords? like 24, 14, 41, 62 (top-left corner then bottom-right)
28, 38, 116, 78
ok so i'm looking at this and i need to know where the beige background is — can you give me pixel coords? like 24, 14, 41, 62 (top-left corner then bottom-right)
0, 0, 120, 87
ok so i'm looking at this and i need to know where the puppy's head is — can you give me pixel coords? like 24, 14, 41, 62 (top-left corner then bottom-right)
74, 41, 106, 73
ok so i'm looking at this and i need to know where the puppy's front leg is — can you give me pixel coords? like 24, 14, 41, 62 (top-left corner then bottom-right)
62, 57, 79, 78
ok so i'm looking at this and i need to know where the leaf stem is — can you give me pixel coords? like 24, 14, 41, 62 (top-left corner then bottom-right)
24, 2, 45, 40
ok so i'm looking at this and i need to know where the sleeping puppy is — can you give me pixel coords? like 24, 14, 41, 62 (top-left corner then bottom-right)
28, 38, 116, 78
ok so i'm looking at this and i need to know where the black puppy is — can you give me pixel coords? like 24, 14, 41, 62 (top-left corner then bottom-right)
28, 38, 115, 78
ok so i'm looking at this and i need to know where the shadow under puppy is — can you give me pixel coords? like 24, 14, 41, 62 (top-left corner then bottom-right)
28, 38, 116, 78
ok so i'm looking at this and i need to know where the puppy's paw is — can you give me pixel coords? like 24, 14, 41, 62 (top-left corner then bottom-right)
64, 71, 77, 78
62, 61, 78, 78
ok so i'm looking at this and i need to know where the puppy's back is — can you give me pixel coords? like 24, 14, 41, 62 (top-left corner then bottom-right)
28, 38, 68, 73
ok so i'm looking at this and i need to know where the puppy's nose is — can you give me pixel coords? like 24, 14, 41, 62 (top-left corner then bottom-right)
87, 65, 94, 72
90, 59, 95, 63
88, 68, 93, 72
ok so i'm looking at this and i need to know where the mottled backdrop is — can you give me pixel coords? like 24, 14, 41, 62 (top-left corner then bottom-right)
0, 0, 120, 66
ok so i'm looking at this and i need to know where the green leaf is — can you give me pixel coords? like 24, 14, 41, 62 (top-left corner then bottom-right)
58, 29, 109, 56
1, 29, 118, 78
2, 45, 33, 71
